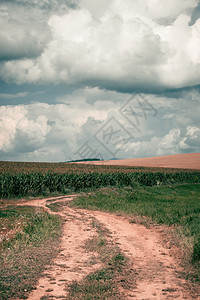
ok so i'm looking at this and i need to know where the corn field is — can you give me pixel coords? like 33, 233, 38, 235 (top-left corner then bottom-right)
0, 161, 200, 198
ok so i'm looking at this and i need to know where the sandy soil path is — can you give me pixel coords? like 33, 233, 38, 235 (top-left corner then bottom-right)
16, 195, 199, 300
18, 196, 103, 299
91, 211, 191, 299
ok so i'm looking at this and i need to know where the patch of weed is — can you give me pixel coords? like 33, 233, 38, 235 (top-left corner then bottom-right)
0, 206, 62, 299
67, 219, 135, 299
72, 184, 200, 281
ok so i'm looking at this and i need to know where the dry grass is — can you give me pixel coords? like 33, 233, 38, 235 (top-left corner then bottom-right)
0, 206, 62, 299
67, 219, 135, 299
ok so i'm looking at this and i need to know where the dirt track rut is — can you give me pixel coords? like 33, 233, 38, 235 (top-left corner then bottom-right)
17, 195, 199, 300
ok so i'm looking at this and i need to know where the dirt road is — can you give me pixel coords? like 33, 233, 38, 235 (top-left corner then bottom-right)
17, 195, 199, 299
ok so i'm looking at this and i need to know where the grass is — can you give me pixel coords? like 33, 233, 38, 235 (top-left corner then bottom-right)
67, 219, 135, 299
72, 183, 200, 281
0, 162, 199, 297
0, 206, 62, 299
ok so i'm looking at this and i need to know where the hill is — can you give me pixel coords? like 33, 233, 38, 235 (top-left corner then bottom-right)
79, 153, 200, 170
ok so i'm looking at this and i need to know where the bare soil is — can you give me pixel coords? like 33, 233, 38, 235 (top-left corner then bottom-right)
15, 195, 199, 299
78, 153, 200, 170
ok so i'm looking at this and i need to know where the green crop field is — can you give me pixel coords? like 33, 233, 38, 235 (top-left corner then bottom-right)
0, 160, 200, 198
0, 160, 200, 298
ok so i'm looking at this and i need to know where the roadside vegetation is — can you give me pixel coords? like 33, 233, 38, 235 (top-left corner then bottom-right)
0, 206, 62, 300
0, 160, 200, 298
72, 183, 200, 282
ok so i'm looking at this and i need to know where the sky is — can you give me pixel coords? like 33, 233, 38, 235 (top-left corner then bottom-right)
0, 0, 200, 162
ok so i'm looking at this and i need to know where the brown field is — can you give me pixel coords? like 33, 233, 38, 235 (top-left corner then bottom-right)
80, 153, 200, 170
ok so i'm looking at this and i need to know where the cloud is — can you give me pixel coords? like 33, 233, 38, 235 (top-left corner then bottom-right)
0, 19, 50, 61
157, 126, 200, 155
0, 0, 199, 92
0, 21, 49, 61
0, 88, 199, 161
191, 1, 200, 24
157, 128, 181, 155
0, 92, 28, 99
182, 126, 200, 149
1, 1, 199, 162
0, 91, 113, 160
0, 0, 78, 62
0, 0, 77, 11
79, 0, 111, 20
0, 105, 50, 153
0, 2, 50, 61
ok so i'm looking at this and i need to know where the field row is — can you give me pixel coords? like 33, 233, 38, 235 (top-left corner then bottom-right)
1, 171, 200, 198
1, 160, 199, 175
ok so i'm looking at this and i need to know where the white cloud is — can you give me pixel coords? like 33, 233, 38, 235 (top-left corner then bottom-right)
157, 125, 200, 155
79, 0, 111, 20
144, 0, 198, 21
157, 128, 181, 155
0, 89, 199, 161
0, 93, 113, 160
0, 105, 50, 153
1, 1, 200, 162
0, 0, 199, 91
